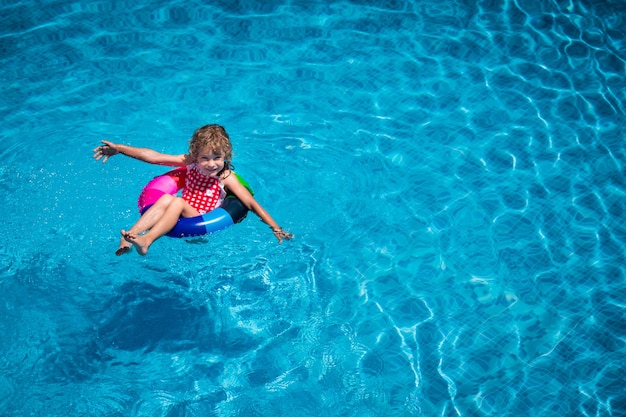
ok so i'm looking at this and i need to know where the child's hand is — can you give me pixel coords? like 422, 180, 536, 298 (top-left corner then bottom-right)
93, 140, 120, 163
271, 226, 293, 243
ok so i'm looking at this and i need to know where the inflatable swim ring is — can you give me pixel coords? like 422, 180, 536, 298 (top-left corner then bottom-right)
138, 167, 253, 238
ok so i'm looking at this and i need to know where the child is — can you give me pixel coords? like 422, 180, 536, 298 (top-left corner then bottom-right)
93, 124, 293, 255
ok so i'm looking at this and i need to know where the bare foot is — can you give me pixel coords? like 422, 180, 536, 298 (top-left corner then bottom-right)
115, 237, 132, 256
115, 245, 132, 256
121, 230, 150, 256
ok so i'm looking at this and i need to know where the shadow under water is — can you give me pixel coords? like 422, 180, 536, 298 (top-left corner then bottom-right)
45, 281, 260, 383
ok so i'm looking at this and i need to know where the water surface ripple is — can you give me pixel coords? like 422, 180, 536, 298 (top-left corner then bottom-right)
1, 0, 625, 416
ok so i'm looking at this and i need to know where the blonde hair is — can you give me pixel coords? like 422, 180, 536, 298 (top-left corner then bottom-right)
188, 124, 234, 172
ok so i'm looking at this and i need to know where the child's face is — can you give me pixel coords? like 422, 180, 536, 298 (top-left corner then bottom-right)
195, 147, 226, 177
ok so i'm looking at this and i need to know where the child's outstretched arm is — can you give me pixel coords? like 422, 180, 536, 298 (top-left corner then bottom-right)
222, 173, 293, 243
93, 140, 190, 166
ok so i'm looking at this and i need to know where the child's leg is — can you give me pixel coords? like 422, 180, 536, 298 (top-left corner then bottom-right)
129, 194, 178, 235
116, 195, 177, 255
123, 197, 198, 256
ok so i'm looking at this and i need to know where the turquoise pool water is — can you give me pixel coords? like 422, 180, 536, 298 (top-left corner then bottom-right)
1, 0, 625, 415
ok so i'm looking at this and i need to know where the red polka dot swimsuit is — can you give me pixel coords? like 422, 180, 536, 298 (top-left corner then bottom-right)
181, 164, 226, 214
